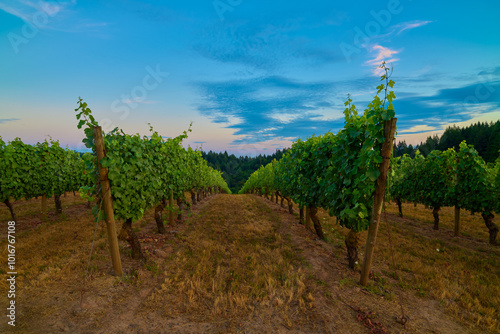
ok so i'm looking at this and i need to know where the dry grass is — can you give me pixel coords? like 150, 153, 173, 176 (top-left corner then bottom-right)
1, 192, 497, 333
0, 193, 91, 282
310, 201, 500, 333
0, 193, 315, 333
144, 194, 313, 328
0, 193, 109, 332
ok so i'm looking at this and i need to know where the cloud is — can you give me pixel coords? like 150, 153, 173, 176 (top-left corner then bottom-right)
0, 118, 20, 124
194, 75, 348, 145
197, 75, 500, 147
365, 44, 400, 75
432, 81, 500, 104
398, 125, 437, 134
192, 15, 345, 71
394, 20, 434, 35
339, 19, 432, 68
363, 20, 434, 41
478, 66, 500, 78
75, 21, 111, 30
0, 3, 30, 21
0, 0, 74, 24
393, 80, 500, 133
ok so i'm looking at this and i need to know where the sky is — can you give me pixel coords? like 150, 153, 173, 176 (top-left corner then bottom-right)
0, 0, 499, 156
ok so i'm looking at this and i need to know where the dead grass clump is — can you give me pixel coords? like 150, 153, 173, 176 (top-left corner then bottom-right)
313, 201, 500, 333
145, 194, 312, 325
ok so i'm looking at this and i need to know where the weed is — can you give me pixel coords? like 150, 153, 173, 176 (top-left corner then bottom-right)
316, 280, 326, 286
145, 259, 161, 275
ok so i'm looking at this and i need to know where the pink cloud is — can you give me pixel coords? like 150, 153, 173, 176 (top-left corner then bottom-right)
365, 44, 400, 75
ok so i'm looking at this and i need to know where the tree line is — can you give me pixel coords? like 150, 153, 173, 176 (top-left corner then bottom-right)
204, 121, 500, 194
394, 120, 500, 162
201, 149, 287, 194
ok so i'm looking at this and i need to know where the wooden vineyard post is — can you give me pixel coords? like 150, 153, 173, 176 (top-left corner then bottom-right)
169, 189, 174, 226
93, 126, 123, 276
360, 118, 397, 286
305, 206, 313, 233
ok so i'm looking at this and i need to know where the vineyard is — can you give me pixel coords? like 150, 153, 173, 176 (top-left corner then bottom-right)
1, 65, 499, 333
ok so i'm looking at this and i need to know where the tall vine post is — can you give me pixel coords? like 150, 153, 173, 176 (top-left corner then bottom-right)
93, 126, 123, 276
360, 117, 397, 286
305, 206, 313, 233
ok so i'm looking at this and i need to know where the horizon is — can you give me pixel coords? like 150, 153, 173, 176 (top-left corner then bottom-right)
51, 118, 500, 159
1, 0, 499, 156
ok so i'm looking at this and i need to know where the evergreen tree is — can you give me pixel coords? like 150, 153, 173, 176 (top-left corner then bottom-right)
394, 121, 500, 162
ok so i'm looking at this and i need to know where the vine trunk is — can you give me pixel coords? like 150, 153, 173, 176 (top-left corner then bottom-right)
345, 229, 359, 269
481, 212, 498, 245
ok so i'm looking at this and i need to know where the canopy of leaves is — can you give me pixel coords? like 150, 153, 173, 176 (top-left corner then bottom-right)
0, 137, 86, 202
391, 141, 499, 214
240, 63, 396, 232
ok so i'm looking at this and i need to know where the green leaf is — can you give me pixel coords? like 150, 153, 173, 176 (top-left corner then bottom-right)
100, 157, 112, 168
367, 169, 380, 182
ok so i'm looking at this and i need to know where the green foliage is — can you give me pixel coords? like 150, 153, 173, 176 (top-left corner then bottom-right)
1, 138, 40, 201
391, 150, 455, 209
0, 137, 85, 203
240, 62, 397, 233
74, 101, 231, 223
391, 141, 499, 215
202, 149, 287, 193
455, 142, 498, 214
394, 120, 500, 162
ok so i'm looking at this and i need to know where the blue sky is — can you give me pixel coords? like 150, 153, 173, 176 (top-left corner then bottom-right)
1, 0, 499, 156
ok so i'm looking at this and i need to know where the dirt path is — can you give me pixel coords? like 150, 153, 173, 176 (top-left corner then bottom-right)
1, 194, 478, 333
256, 196, 475, 334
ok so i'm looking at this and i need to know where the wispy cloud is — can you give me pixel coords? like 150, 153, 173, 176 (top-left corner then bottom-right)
0, 2, 29, 21
394, 79, 500, 132
194, 75, 350, 145
0, 118, 20, 124
365, 44, 400, 75
345, 20, 433, 71
478, 66, 500, 78
195, 70, 500, 148
394, 20, 434, 35
0, 0, 75, 24
76, 21, 111, 29
364, 20, 434, 41
192, 14, 345, 71
398, 124, 437, 134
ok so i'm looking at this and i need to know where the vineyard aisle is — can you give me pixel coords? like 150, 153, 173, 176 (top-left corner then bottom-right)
1, 194, 475, 333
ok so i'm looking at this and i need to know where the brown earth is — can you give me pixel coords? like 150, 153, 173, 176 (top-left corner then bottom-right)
0, 193, 493, 333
